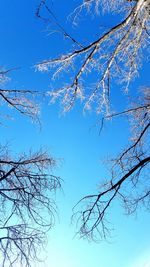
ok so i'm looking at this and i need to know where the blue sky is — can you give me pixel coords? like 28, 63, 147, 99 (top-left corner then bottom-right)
0, 1, 150, 267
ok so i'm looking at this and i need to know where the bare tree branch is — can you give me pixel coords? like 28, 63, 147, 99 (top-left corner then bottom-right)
35, 0, 150, 242
0, 67, 62, 266
73, 89, 150, 240
0, 147, 61, 266
36, 0, 84, 48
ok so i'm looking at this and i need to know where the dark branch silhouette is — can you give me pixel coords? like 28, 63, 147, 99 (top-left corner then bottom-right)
73, 89, 150, 240
0, 148, 61, 266
0, 69, 61, 266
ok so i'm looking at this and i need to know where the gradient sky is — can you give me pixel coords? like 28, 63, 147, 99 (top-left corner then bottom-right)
0, 1, 150, 267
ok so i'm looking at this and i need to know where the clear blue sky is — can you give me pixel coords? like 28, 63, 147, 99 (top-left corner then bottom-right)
0, 1, 150, 267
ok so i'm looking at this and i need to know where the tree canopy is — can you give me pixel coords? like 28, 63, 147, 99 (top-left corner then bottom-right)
0, 0, 150, 266
0, 69, 61, 266
36, 0, 150, 241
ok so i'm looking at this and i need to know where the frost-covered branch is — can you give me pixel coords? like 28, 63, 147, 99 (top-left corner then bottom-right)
36, 0, 150, 112
0, 68, 41, 122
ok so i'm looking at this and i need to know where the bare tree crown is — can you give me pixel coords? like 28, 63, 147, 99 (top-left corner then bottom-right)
0, 70, 61, 266
36, 0, 150, 241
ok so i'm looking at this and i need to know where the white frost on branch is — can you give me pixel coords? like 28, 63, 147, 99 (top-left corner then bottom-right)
36, 0, 150, 113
